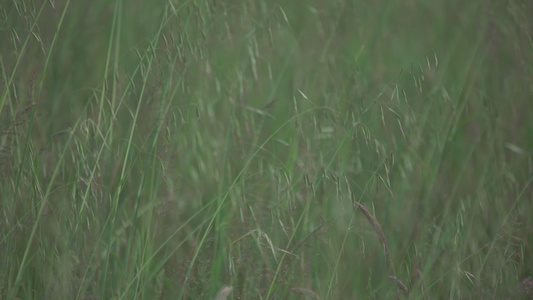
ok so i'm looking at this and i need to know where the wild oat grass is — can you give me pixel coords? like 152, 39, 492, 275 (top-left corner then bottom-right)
1, 0, 532, 299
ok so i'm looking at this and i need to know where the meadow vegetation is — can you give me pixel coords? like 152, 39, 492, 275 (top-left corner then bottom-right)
1, 0, 532, 299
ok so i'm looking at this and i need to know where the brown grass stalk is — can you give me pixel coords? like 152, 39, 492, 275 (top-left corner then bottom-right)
389, 276, 409, 297
355, 201, 409, 297
354, 201, 394, 271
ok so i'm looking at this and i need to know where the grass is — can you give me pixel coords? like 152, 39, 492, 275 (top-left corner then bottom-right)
1, 0, 532, 299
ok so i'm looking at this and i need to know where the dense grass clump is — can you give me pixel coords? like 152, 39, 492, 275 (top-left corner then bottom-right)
1, 0, 532, 299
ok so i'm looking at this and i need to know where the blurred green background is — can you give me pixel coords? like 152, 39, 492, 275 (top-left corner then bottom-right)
1, 0, 532, 299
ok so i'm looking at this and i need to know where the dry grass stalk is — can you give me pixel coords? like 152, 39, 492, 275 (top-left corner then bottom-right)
389, 276, 409, 297
15, 103, 37, 118
413, 268, 428, 299
290, 287, 320, 299
354, 201, 394, 271
506, 276, 533, 300
214, 285, 233, 300
355, 201, 410, 297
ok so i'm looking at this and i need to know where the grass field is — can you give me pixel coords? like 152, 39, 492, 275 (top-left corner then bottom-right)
1, 0, 532, 299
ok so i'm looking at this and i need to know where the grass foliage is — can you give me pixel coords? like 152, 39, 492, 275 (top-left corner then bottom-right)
1, 0, 533, 299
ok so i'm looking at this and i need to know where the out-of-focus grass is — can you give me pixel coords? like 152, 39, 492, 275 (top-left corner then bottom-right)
1, 0, 532, 299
